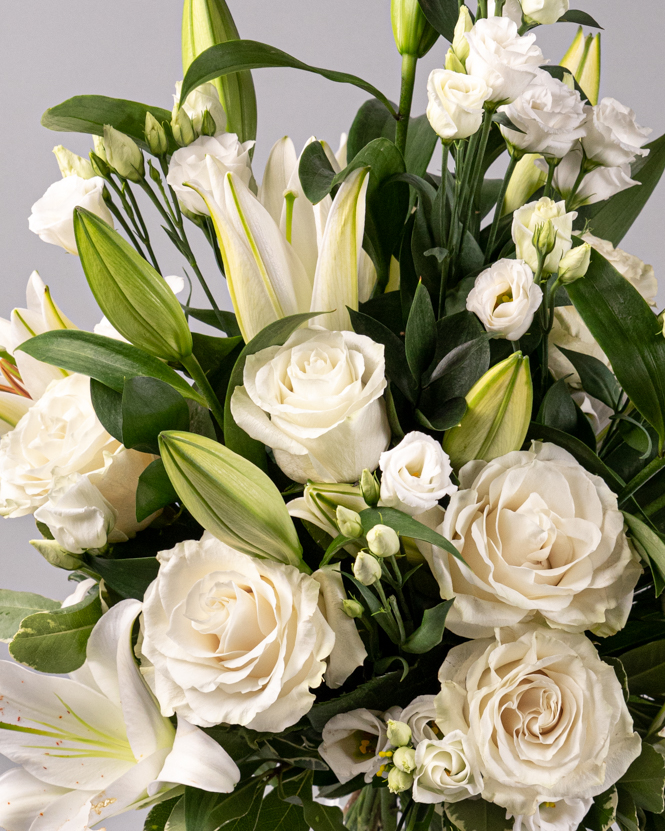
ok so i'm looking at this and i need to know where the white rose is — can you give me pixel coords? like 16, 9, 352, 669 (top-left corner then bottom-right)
379, 432, 457, 516
510, 799, 593, 831
28, 175, 113, 255
436, 625, 641, 815
466, 258, 542, 341
582, 98, 651, 168
231, 329, 390, 484
499, 71, 586, 158
399, 695, 441, 744
174, 80, 227, 136
465, 18, 543, 105
520, 0, 569, 24
413, 731, 482, 804
512, 197, 576, 273
166, 134, 254, 216
541, 146, 638, 208
319, 708, 396, 784
140, 533, 335, 732
426, 70, 492, 141
420, 441, 642, 638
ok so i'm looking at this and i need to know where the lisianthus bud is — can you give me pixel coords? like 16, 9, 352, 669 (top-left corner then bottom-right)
387, 720, 412, 748
342, 598, 365, 619
199, 108, 218, 137
103, 125, 144, 182
532, 219, 558, 260
452, 5, 473, 65
391, 0, 438, 58
367, 525, 400, 558
521, 0, 569, 25
558, 243, 591, 284
89, 151, 111, 180
444, 49, 466, 74
393, 746, 417, 774
171, 105, 196, 147
93, 134, 108, 163
30, 538, 85, 571
336, 506, 363, 539
513, 198, 576, 274
388, 767, 414, 794
360, 469, 381, 507
144, 112, 168, 156
353, 551, 382, 586
53, 146, 95, 180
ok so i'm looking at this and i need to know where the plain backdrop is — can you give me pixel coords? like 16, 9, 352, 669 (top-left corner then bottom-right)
0, 2, 664, 828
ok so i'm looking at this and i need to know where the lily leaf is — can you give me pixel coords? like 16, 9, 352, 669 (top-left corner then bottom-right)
402, 600, 454, 654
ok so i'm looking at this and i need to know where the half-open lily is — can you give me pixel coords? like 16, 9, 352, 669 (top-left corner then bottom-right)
0, 599, 239, 831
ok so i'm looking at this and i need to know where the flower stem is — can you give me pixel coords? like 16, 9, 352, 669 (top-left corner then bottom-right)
395, 54, 418, 158
122, 181, 162, 274
463, 106, 495, 239
619, 456, 665, 506
181, 353, 225, 429
543, 158, 557, 199
485, 152, 518, 263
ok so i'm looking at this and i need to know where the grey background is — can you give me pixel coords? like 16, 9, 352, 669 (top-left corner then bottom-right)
0, 2, 663, 828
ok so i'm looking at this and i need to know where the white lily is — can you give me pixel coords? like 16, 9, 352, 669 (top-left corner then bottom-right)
0, 599, 239, 831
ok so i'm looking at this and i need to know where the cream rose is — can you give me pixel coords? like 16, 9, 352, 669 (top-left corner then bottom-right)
174, 80, 227, 136
231, 329, 390, 484
512, 197, 576, 273
466, 258, 542, 341
510, 799, 593, 831
426, 69, 492, 141
412, 731, 482, 804
140, 533, 335, 732
319, 708, 398, 783
436, 625, 641, 815
420, 442, 642, 638
582, 98, 651, 168
520, 0, 569, 24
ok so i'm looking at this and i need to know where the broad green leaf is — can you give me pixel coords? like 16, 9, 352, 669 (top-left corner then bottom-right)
208, 779, 265, 830
308, 670, 402, 732
404, 114, 438, 179
416, 0, 459, 41
144, 797, 182, 831
567, 250, 665, 450
347, 98, 397, 164
9, 588, 102, 673
581, 786, 618, 831
301, 798, 346, 831
299, 141, 337, 205
88, 555, 160, 601
360, 507, 465, 565
402, 599, 454, 654
42, 95, 176, 154
192, 333, 243, 375
122, 376, 190, 454
166, 798, 186, 831
90, 379, 124, 443
622, 512, 665, 597
0, 589, 60, 643
136, 458, 179, 522
557, 346, 622, 411
619, 743, 665, 814
256, 784, 308, 831
180, 40, 396, 117
185, 787, 219, 831
183, 306, 241, 337
405, 281, 437, 381
620, 639, 665, 697
220, 778, 265, 831
558, 9, 602, 27
19, 330, 205, 405
416, 398, 467, 432
538, 378, 578, 435
445, 798, 512, 831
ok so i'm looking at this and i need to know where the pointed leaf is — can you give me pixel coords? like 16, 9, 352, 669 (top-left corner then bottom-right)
581, 787, 618, 831
0, 590, 60, 643
136, 458, 179, 523
619, 743, 665, 814
405, 282, 437, 381
359, 507, 465, 565
445, 799, 512, 831
622, 512, 665, 597
299, 141, 337, 205
402, 599, 454, 654
90, 379, 124, 443
558, 9, 602, 27
122, 376, 190, 454
416, 0, 460, 41
557, 346, 622, 410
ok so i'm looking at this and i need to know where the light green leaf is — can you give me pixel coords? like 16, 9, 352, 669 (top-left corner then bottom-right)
402, 599, 454, 654
0, 589, 60, 643
185, 787, 219, 831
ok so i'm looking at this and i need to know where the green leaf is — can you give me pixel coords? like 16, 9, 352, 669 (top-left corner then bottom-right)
144, 797, 182, 831
256, 782, 308, 831
620, 639, 665, 697
208, 779, 265, 831
308, 670, 403, 732
404, 114, 438, 179
416, 0, 459, 41
405, 281, 437, 381
166, 798, 187, 831
299, 141, 337, 205
9, 587, 102, 673
301, 798, 346, 831
122, 376, 190, 454
415, 397, 467, 432
183, 306, 241, 338
445, 798, 512, 831
136, 458, 179, 522
538, 378, 578, 434
402, 599, 454, 654
90, 379, 124, 443
185, 787, 219, 831
347, 98, 397, 164
622, 512, 665, 597
42, 95, 176, 154
619, 743, 665, 814
87, 555, 159, 601
181, 40, 396, 118
615, 788, 639, 831
345, 573, 402, 644
581, 786, 618, 831
558, 10, 602, 27
359, 507, 465, 565
220, 778, 265, 831
19, 330, 204, 405
557, 346, 622, 411
0, 589, 60, 643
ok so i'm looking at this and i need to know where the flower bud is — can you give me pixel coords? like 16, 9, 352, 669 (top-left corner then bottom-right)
171, 105, 196, 147
502, 155, 548, 217
360, 469, 381, 507
353, 551, 382, 586
342, 598, 365, 619
336, 505, 364, 539
199, 108, 218, 137
561, 27, 601, 106
387, 720, 412, 748
387, 766, 413, 794
391, 0, 438, 58
444, 48, 466, 74
30, 538, 85, 571
89, 151, 111, 180
532, 219, 557, 260
452, 6, 473, 65
93, 134, 108, 163
103, 125, 144, 182
393, 746, 416, 774
53, 145, 95, 180
443, 352, 533, 470
144, 112, 169, 156
558, 243, 591, 284
367, 525, 400, 558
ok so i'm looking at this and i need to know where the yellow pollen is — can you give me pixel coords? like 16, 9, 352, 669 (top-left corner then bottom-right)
378, 750, 393, 758
377, 765, 386, 777
92, 798, 117, 816
542, 802, 557, 809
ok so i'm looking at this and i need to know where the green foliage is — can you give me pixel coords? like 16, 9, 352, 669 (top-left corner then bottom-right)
0, 589, 60, 643
621, 639, 665, 697
144, 797, 182, 831
122, 376, 190, 454
445, 798, 512, 831
299, 142, 337, 205
136, 458, 179, 522
405, 282, 437, 382
619, 743, 665, 815
416, 0, 459, 41
557, 346, 622, 411
402, 599, 454, 654
87, 555, 160, 600
359, 506, 465, 564
581, 786, 618, 831
622, 512, 665, 597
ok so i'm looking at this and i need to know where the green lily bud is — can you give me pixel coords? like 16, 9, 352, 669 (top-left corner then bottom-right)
532, 219, 557, 260
391, 0, 438, 58
73, 208, 193, 362
367, 525, 400, 558
353, 552, 382, 586
558, 243, 591, 284
103, 125, 144, 183
144, 113, 169, 156
199, 108, 217, 137
30, 539, 85, 571
89, 151, 111, 180
561, 27, 601, 106
342, 598, 365, 619
452, 6, 473, 65
336, 506, 363, 539
443, 352, 533, 470
53, 146, 95, 180
360, 469, 381, 508
393, 746, 416, 773
387, 720, 412, 748
159, 431, 304, 568
93, 134, 108, 163
171, 105, 196, 147
502, 155, 547, 217
387, 767, 413, 794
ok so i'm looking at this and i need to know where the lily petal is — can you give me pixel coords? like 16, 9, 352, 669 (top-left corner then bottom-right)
28, 788, 94, 831
0, 393, 31, 436
0, 768, 71, 831
259, 136, 298, 224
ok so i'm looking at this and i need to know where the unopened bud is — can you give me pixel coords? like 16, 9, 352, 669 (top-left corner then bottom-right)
558, 243, 591, 284
103, 125, 144, 182
336, 506, 363, 539
93, 134, 108, 162
360, 469, 381, 507
532, 219, 557, 259
444, 48, 466, 74
30, 539, 85, 571
172, 105, 196, 147
342, 598, 365, 619
391, 0, 438, 58
452, 6, 473, 65
89, 151, 111, 180
353, 551, 382, 586
53, 145, 94, 180
200, 108, 217, 137
387, 767, 413, 794
393, 746, 416, 773
144, 112, 168, 156
367, 525, 400, 558
387, 720, 412, 748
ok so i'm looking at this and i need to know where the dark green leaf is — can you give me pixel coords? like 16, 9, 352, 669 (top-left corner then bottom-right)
301, 798, 346, 831
621, 639, 665, 697
209, 779, 265, 831
87, 555, 159, 601
185, 787, 219, 831
0, 589, 60, 643
308, 670, 403, 731
480, 179, 504, 221
558, 9, 602, 27
581, 786, 618, 831
445, 798, 512, 831
619, 743, 665, 814
136, 459, 179, 523
347, 98, 397, 163
539, 66, 590, 103
345, 574, 402, 644
425, 335, 492, 387
404, 114, 438, 179
557, 347, 622, 410
417, 0, 460, 41
415, 397, 467, 432
192, 333, 244, 376
538, 378, 579, 434
492, 111, 525, 134
122, 376, 190, 454
220, 778, 266, 831
402, 599, 454, 654
360, 290, 404, 336
183, 306, 241, 338
622, 512, 665, 597
405, 282, 437, 381
299, 141, 337, 205
316, 774, 366, 801
144, 797, 182, 831
615, 788, 639, 831
257, 781, 308, 831
90, 379, 124, 443
360, 507, 465, 565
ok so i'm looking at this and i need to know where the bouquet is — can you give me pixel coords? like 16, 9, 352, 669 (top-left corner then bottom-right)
1, 0, 665, 829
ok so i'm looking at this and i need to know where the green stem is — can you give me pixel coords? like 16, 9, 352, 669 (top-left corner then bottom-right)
543, 159, 557, 199
566, 156, 591, 211
463, 107, 495, 239
477, 0, 488, 17
380, 789, 398, 831
123, 181, 162, 274
485, 152, 518, 263
181, 353, 226, 429
438, 141, 450, 317
395, 53, 418, 158
618, 456, 665, 507
104, 197, 148, 260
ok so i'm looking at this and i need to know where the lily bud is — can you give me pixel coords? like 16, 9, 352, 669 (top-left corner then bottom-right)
443, 352, 533, 470
452, 6, 473, 65
171, 105, 196, 147
502, 155, 547, 217
367, 525, 400, 558
391, 0, 438, 58
144, 113, 168, 156
353, 551, 382, 586
199, 108, 218, 137
558, 243, 591, 284
360, 468, 381, 507
387, 767, 413, 794
532, 219, 557, 260
159, 431, 304, 568
103, 125, 144, 183
342, 598, 365, 619
93, 135, 108, 163
53, 146, 95, 180
561, 27, 601, 106
30, 539, 85, 571
393, 746, 416, 773
387, 720, 412, 748
336, 506, 363, 539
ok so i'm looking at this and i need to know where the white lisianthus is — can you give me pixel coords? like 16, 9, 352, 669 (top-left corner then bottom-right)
379, 432, 457, 516
466, 258, 542, 341
510, 799, 593, 831
521, 0, 569, 24
488, 0, 522, 23
28, 175, 113, 255
512, 197, 576, 273
436, 625, 640, 816
319, 708, 398, 783
426, 70, 492, 141
231, 329, 390, 484
541, 146, 638, 208
582, 98, 651, 168
465, 18, 543, 105
166, 133, 254, 216
140, 533, 335, 732
412, 731, 482, 804
399, 696, 441, 744
174, 80, 227, 136
419, 441, 642, 638
499, 71, 586, 158
0, 600, 239, 831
